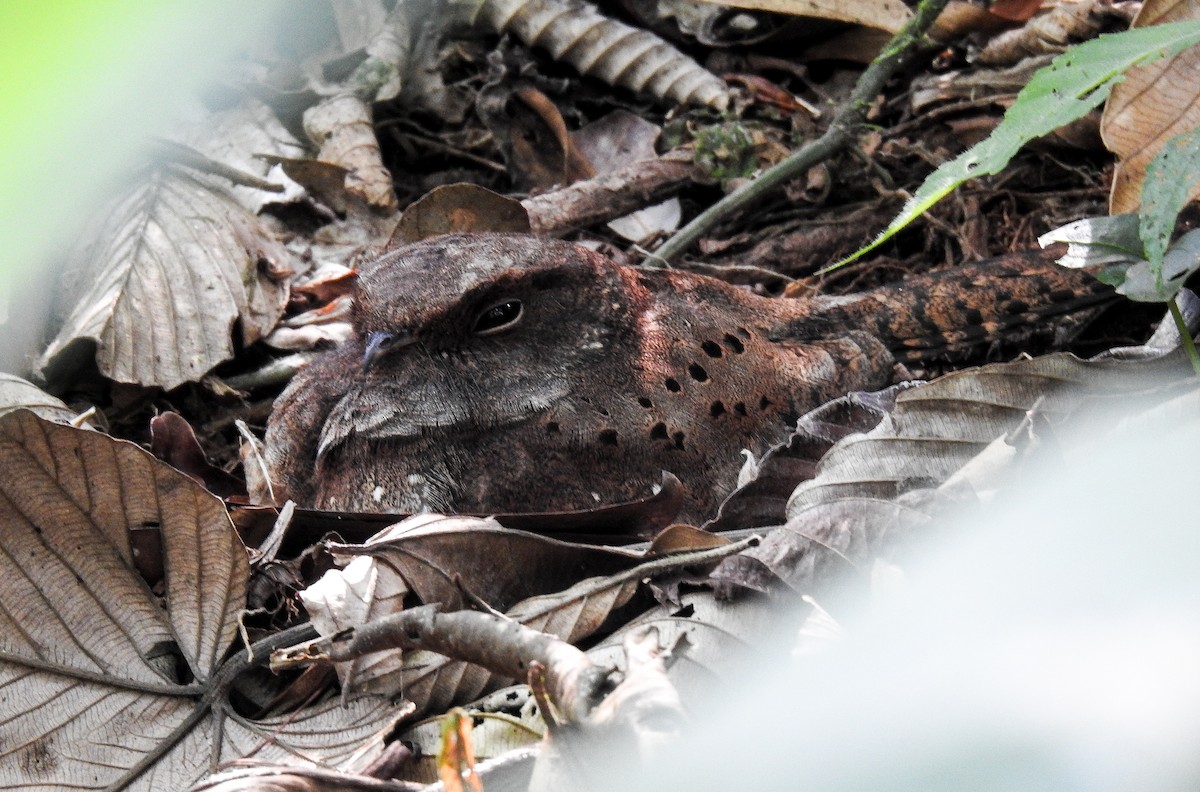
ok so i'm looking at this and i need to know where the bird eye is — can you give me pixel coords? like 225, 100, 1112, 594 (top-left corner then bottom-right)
473, 299, 523, 335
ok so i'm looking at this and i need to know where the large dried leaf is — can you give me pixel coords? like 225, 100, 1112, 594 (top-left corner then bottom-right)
303, 94, 399, 213
0, 411, 393, 790
303, 515, 646, 700
37, 166, 293, 389
0, 409, 245, 788
705, 386, 912, 532
388, 183, 531, 247
787, 351, 1193, 514
1102, 0, 1200, 214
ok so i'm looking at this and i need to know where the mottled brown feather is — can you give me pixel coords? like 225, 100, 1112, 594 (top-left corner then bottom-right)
264, 234, 1114, 522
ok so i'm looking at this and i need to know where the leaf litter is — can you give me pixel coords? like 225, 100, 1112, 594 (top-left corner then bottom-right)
8, 1, 1200, 789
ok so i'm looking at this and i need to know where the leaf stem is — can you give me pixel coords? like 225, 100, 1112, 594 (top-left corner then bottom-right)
1168, 295, 1200, 375
643, 0, 950, 266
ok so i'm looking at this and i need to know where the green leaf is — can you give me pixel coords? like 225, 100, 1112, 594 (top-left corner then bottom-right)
1119, 229, 1200, 302
824, 19, 1200, 272
1139, 125, 1200, 281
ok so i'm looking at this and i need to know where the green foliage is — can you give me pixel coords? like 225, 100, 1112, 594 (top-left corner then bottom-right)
1042, 129, 1200, 305
1040, 127, 1200, 373
826, 19, 1200, 271
1139, 125, 1200, 289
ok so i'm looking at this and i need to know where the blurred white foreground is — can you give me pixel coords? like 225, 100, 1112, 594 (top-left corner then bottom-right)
620, 391, 1200, 791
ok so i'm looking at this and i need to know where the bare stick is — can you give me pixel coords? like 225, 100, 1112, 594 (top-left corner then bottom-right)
645, 0, 952, 266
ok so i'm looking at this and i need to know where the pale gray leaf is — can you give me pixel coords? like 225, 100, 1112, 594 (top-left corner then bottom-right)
177, 98, 308, 214
787, 351, 1194, 514
0, 372, 77, 423
38, 166, 292, 389
1038, 213, 1143, 268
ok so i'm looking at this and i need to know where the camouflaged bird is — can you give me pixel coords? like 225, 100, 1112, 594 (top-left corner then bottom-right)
263, 233, 1114, 522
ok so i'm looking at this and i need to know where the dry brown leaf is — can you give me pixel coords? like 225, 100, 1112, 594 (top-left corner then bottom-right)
303, 94, 399, 213
787, 351, 1192, 514
572, 110, 682, 243
746, 497, 929, 603
0, 409, 246, 788
974, 0, 1136, 67
150, 411, 244, 498
706, 387, 907, 532
695, 0, 911, 33
303, 515, 645, 699
331, 516, 643, 613
37, 166, 293, 389
0, 372, 78, 423
389, 183, 531, 247
0, 410, 394, 790
261, 156, 354, 213
1102, 0, 1200, 213
475, 83, 596, 191
587, 588, 807, 704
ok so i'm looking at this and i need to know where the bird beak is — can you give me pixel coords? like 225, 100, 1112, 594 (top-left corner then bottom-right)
361, 330, 411, 371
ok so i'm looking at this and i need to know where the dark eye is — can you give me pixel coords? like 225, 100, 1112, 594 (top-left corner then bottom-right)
473, 299, 523, 335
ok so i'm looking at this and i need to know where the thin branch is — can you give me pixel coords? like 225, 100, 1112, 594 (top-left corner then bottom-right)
644, 0, 951, 266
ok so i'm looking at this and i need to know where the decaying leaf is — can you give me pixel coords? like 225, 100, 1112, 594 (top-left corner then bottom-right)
0, 409, 246, 788
572, 110, 682, 243
787, 350, 1193, 514
586, 587, 809, 705
973, 0, 1135, 67
150, 411, 244, 498
477, 83, 596, 191
303, 93, 400, 213
302, 514, 645, 698
706, 386, 911, 532
0, 373, 78, 423
0, 410, 394, 790
389, 183, 531, 247
1102, 0, 1200, 213
37, 166, 294, 390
